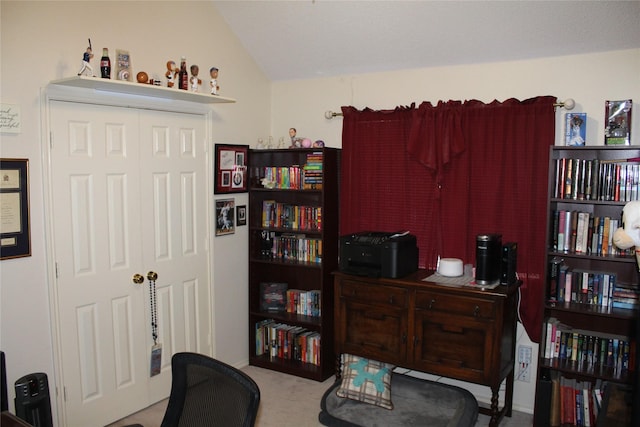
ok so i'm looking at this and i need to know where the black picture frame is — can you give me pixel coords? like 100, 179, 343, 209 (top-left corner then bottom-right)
237, 205, 247, 226
214, 144, 249, 194
0, 158, 31, 260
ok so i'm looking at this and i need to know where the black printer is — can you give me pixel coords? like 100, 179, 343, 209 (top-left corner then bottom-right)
339, 231, 419, 278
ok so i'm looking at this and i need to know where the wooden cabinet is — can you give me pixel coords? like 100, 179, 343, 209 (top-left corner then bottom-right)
248, 148, 340, 381
334, 271, 519, 427
533, 146, 639, 426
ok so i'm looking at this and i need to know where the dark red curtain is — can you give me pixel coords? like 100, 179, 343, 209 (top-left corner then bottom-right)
340, 97, 556, 343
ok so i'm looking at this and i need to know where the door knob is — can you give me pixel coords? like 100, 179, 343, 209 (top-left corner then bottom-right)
147, 271, 158, 281
132, 274, 144, 284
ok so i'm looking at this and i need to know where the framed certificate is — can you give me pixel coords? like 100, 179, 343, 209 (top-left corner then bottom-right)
0, 158, 31, 259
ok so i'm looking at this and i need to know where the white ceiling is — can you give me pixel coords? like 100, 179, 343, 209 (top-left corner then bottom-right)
212, 0, 640, 81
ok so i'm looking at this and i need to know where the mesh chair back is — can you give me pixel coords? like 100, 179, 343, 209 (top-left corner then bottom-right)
160, 352, 260, 427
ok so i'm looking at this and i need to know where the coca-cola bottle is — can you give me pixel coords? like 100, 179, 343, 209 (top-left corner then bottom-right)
178, 56, 188, 90
100, 48, 111, 79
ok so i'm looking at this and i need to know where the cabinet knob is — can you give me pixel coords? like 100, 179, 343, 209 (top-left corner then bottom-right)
402, 334, 407, 343
389, 295, 395, 304
473, 305, 480, 317
428, 299, 435, 309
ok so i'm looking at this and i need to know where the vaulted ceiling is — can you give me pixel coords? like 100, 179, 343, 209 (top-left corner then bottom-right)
212, 1, 640, 81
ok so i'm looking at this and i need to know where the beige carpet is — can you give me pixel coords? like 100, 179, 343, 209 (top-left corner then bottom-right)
109, 365, 533, 427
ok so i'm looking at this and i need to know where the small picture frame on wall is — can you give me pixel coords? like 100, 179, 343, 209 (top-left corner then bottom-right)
215, 144, 249, 194
215, 198, 235, 236
0, 158, 31, 260
237, 205, 247, 226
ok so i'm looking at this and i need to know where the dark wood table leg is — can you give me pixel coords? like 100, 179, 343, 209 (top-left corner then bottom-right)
489, 387, 499, 427
505, 371, 514, 417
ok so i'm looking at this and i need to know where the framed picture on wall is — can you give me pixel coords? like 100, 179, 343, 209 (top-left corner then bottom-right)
215, 198, 235, 236
0, 158, 31, 260
214, 144, 249, 194
237, 205, 247, 226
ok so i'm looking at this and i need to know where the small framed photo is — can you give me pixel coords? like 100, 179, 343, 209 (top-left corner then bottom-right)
215, 144, 249, 194
215, 198, 235, 236
237, 205, 247, 226
1, 158, 31, 260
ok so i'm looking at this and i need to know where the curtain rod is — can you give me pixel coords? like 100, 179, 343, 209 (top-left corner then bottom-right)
324, 110, 343, 119
325, 98, 575, 119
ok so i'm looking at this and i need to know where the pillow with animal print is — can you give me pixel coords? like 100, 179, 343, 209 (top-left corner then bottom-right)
336, 353, 394, 409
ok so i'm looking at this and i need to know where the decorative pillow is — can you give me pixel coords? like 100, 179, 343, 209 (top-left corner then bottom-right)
336, 353, 394, 409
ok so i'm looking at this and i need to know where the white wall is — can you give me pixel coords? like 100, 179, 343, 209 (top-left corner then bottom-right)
0, 0, 270, 419
270, 49, 640, 413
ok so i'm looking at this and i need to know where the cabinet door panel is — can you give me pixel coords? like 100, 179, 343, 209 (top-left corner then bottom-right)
413, 309, 495, 383
338, 300, 407, 364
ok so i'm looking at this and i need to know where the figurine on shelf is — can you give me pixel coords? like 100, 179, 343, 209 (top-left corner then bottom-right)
77, 39, 95, 76
165, 60, 178, 88
209, 67, 219, 95
289, 128, 300, 148
190, 64, 202, 92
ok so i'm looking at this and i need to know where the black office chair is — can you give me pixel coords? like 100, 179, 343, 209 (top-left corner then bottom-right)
157, 352, 260, 427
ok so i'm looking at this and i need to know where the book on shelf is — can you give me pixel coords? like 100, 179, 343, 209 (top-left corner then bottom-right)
255, 319, 275, 356
260, 282, 322, 317
565, 113, 587, 146
550, 210, 630, 257
260, 282, 288, 312
285, 289, 321, 317
553, 157, 640, 202
554, 373, 609, 426
260, 166, 302, 189
254, 319, 322, 366
550, 371, 561, 426
604, 99, 632, 146
611, 281, 640, 310
260, 200, 322, 230
547, 258, 622, 307
542, 318, 634, 375
302, 151, 324, 189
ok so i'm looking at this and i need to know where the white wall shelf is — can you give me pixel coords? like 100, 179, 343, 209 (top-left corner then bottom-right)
49, 76, 236, 104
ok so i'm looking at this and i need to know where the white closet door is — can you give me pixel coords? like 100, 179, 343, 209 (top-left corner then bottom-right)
49, 101, 210, 426
138, 110, 211, 402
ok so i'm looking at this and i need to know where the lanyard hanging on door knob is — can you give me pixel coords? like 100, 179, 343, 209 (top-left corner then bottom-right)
132, 271, 162, 376
147, 271, 162, 377
147, 271, 159, 345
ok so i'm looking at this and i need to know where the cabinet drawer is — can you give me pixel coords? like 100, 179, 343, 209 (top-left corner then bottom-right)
415, 291, 495, 319
339, 279, 408, 308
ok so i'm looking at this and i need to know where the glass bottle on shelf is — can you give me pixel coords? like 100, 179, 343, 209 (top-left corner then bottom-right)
178, 56, 188, 90
100, 48, 111, 79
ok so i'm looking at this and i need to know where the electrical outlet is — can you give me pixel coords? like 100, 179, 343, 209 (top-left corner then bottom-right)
518, 345, 532, 364
516, 345, 532, 382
